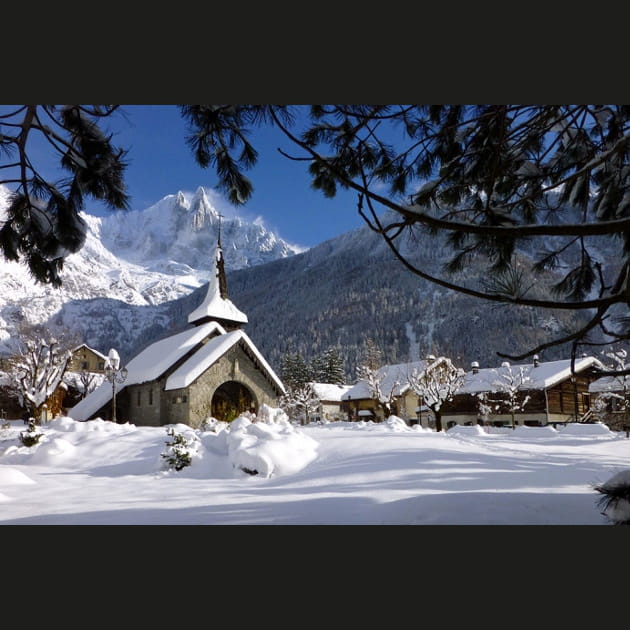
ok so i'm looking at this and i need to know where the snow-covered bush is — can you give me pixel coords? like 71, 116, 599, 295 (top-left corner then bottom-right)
161, 426, 194, 471
19, 419, 44, 447
199, 416, 227, 433
384, 415, 411, 431
257, 403, 290, 425
594, 470, 630, 525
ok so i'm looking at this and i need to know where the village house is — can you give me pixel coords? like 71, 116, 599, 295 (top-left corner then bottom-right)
342, 359, 441, 423
440, 355, 605, 428
69, 238, 285, 427
588, 374, 630, 432
68, 344, 108, 373
309, 382, 352, 422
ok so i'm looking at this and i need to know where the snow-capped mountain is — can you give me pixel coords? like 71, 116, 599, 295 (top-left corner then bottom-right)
0, 183, 612, 378
0, 185, 302, 357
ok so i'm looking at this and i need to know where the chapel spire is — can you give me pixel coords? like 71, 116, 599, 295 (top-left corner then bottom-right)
187, 219, 248, 330
216, 213, 228, 300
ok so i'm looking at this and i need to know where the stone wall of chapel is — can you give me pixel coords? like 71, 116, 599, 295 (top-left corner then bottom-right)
187, 344, 282, 427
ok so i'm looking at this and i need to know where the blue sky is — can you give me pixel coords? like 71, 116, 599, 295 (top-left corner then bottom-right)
94, 105, 366, 249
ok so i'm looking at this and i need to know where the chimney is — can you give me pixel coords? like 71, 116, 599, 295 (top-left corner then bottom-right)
533, 355, 540, 367
471, 361, 479, 374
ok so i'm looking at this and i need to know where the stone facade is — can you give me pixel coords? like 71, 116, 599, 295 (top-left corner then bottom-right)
112, 340, 283, 427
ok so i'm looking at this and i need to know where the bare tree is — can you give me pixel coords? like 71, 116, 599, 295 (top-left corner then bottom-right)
280, 383, 320, 425
9, 336, 71, 422
591, 348, 630, 429
483, 363, 533, 430
407, 356, 465, 432
355, 363, 400, 419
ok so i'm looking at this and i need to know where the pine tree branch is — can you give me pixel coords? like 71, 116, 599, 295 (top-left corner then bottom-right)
269, 107, 630, 240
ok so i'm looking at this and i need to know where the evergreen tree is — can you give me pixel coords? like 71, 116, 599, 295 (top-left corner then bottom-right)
360, 337, 382, 372
0, 105, 129, 286
280, 351, 312, 390
6, 104, 630, 366
161, 426, 195, 471
180, 105, 630, 365
311, 347, 346, 384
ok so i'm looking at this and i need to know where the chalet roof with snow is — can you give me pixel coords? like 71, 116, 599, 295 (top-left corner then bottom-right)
188, 244, 248, 327
589, 375, 630, 394
71, 343, 107, 360
456, 356, 604, 394
309, 382, 352, 402
342, 358, 445, 401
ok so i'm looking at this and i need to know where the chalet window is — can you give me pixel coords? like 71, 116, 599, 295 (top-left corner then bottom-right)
182, 395, 187, 403
81, 361, 89, 370
98, 362, 104, 370
137, 390, 141, 406
149, 389, 153, 405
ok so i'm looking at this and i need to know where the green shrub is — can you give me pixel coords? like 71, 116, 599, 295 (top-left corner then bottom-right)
161, 427, 193, 471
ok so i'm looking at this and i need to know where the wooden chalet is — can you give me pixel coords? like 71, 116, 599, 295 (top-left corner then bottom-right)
441, 355, 605, 428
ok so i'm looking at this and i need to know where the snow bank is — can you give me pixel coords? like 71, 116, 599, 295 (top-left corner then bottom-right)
30, 437, 77, 464
558, 422, 615, 436
0, 467, 36, 485
51, 416, 137, 435
256, 403, 290, 424
384, 416, 412, 432
225, 414, 318, 477
511, 425, 559, 437
447, 424, 488, 436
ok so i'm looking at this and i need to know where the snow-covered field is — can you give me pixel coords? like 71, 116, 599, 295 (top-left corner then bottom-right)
1, 413, 628, 525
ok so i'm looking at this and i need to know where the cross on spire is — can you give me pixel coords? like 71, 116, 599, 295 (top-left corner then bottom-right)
217, 212, 224, 249
215, 213, 228, 300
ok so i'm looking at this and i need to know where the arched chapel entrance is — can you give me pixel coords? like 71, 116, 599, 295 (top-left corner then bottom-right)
211, 381, 256, 422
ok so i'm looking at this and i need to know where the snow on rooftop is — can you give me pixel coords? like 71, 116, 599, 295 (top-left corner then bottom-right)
309, 382, 352, 401
187, 245, 248, 325
589, 375, 630, 393
342, 359, 440, 401
69, 321, 226, 420
458, 356, 603, 394
71, 343, 107, 360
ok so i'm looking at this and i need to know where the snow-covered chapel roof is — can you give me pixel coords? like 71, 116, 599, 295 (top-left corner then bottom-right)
165, 329, 285, 393
69, 321, 226, 420
188, 244, 248, 326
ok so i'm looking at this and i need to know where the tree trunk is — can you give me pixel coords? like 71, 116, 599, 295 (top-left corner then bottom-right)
435, 410, 443, 432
